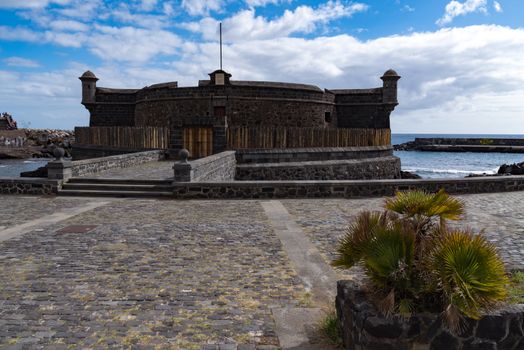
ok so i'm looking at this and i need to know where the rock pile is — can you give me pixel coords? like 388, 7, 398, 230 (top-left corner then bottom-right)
498, 162, 524, 175
0, 128, 74, 159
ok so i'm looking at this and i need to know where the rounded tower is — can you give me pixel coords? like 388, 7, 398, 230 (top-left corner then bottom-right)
79, 70, 98, 105
380, 69, 401, 105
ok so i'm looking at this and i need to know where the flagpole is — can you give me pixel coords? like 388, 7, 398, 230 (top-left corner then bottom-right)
219, 22, 223, 70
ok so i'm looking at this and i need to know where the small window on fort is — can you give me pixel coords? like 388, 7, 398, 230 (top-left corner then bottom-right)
325, 112, 332, 123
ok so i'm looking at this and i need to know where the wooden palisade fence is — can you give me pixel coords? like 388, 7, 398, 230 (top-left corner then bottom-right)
75, 126, 390, 151
75, 127, 169, 149
227, 127, 391, 149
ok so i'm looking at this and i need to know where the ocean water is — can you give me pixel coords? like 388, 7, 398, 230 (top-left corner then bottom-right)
0, 158, 48, 177
1, 135, 524, 179
392, 134, 524, 178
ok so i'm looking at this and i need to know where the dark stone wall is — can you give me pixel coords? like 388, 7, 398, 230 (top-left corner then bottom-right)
133, 84, 335, 128
336, 280, 524, 350
235, 156, 401, 181
334, 89, 392, 128
0, 178, 59, 195
235, 146, 394, 164
87, 90, 137, 127
172, 175, 524, 199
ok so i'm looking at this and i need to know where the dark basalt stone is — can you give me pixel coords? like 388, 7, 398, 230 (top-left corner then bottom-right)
498, 162, 524, 175
462, 339, 497, 350
364, 316, 403, 339
336, 280, 524, 350
430, 331, 460, 350
477, 315, 509, 342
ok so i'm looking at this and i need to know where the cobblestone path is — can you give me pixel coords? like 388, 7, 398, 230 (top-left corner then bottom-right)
0, 198, 305, 349
282, 192, 524, 270
1, 192, 524, 349
0, 197, 91, 230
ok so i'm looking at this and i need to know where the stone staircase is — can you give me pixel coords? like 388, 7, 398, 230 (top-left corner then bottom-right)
58, 178, 173, 198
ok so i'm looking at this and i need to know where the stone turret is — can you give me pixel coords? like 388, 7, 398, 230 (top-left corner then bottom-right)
79, 70, 98, 105
381, 69, 400, 105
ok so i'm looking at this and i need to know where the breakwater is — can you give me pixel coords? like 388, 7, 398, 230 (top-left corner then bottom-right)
395, 137, 524, 153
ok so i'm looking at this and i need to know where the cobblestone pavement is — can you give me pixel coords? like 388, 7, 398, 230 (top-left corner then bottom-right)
2, 192, 524, 349
0, 198, 306, 349
0, 196, 91, 230
282, 192, 524, 270
85, 161, 173, 180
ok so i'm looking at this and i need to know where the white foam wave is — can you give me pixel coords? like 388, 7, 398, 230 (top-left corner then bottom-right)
404, 167, 498, 175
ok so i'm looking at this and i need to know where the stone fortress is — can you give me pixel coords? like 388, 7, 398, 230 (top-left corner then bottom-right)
76, 68, 402, 181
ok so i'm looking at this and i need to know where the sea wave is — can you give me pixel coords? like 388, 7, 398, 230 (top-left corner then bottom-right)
404, 167, 498, 176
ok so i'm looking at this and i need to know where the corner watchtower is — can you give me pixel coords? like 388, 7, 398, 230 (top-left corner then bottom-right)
79, 70, 98, 105
381, 69, 400, 105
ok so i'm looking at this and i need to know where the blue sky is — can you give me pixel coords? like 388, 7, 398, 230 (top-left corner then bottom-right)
0, 0, 523, 133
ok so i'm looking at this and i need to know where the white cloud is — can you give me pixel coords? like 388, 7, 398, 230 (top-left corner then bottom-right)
402, 5, 415, 12
110, 7, 168, 28
3, 57, 40, 68
185, 1, 368, 41
436, 0, 488, 26
139, 0, 157, 12
245, 0, 290, 7
0, 0, 70, 9
48, 19, 89, 32
43, 31, 87, 47
87, 25, 182, 62
181, 0, 223, 16
163, 2, 175, 15
0, 26, 41, 41
56, 0, 103, 20
493, 1, 502, 13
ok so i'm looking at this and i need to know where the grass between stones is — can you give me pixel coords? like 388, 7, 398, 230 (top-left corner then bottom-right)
509, 271, 524, 303
318, 310, 342, 347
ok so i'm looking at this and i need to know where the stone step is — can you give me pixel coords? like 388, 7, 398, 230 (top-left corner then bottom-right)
58, 189, 173, 198
62, 183, 172, 192
68, 177, 172, 185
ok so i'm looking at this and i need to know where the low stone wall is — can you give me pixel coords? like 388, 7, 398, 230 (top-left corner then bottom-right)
235, 156, 401, 180
235, 146, 394, 164
173, 151, 236, 182
71, 150, 165, 177
0, 178, 60, 195
172, 175, 524, 199
336, 280, 524, 350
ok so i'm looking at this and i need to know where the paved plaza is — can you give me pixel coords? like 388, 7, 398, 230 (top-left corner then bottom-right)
1, 191, 524, 349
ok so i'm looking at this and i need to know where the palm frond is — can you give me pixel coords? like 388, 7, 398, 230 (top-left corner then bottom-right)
332, 211, 391, 268
385, 189, 464, 223
429, 230, 509, 320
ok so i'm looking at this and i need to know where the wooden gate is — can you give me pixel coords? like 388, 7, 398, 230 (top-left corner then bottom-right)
182, 127, 213, 158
